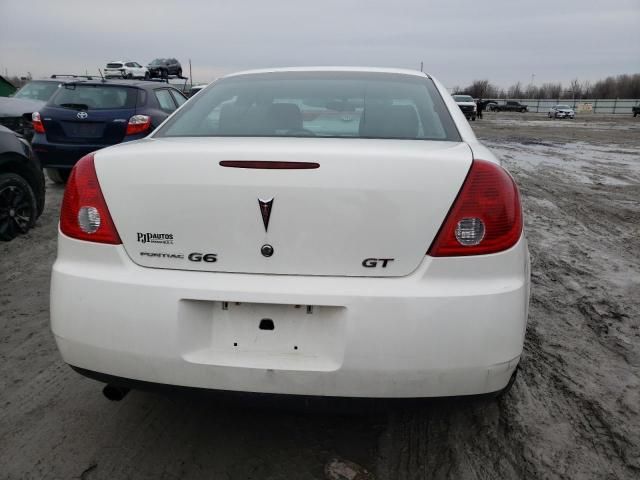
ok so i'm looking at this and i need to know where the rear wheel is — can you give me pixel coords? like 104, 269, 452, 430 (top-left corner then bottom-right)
144, 72, 150, 80
0, 173, 38, 241
494, 366, 519, 399
177, 68, 182, 78
46, 168, 70, 184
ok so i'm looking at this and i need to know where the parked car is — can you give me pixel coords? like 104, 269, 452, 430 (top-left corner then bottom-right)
483, 100, 499, 111
0, 79, 64, 139
31, 79, 187, 183
188, 84, 208, 97
548, 105, 575, 119
104, 61, 150, 80
147, 58, 182, 79
50, 67, 529, 402
493, 101, 528, 112
0, 125, 45, 241
452, 94, 477, 121
632, 105, 640, 117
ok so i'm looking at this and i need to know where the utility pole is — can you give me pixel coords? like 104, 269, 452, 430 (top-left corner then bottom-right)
189, 59, 193, 88
420, 61, 423, 72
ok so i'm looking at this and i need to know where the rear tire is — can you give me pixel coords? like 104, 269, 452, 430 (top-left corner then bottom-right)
0, 173, 38, 241
177, 68, 182, 78
46, 168, 70, 184
494, 366, 519, 399
144, 72, 150, 80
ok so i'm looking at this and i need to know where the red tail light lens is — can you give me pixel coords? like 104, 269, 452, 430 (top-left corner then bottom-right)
428, 159, 522, 256
126, 115, 151, 136
32, 112, 45, 133
60, 153, 121, 244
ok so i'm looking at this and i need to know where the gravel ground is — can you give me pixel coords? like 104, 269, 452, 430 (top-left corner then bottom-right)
0, 113, 638, 479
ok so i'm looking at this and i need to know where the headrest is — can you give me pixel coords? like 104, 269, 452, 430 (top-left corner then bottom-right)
359, 104, 419, 139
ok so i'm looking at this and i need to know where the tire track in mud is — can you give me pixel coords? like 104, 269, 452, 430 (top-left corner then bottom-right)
379, 118, 639, 479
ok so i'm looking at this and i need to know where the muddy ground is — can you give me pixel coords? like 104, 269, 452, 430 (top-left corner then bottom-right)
1, 113, 638, 479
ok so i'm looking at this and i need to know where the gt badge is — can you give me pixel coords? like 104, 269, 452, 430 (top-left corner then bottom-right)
258, 197, 274, 232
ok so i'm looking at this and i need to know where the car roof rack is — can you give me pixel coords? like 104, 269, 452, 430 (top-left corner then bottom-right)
50, 74, 96, 80
144, 75, 191, 93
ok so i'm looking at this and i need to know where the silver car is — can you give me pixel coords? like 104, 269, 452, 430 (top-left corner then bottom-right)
548, 104, 575, 119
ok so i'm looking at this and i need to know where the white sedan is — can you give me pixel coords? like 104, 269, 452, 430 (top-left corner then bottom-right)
103, 61, 149, 79
51, 67, 530, 400
548, 104, 576, 119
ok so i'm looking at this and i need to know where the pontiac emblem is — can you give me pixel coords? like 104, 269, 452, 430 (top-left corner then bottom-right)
258, 197, 274, 232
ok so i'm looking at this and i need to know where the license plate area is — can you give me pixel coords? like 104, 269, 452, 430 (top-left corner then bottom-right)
62, 121, 105, 138
179, 300, 347, 371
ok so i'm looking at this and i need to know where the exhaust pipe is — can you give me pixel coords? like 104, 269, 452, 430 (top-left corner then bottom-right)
102, 384, 130, 401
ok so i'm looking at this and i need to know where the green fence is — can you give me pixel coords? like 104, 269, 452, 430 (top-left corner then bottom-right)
490, 98, 639, 114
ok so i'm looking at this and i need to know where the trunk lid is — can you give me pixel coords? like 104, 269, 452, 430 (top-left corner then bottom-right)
96, 137, 472, 277
42, 84, 138, 144
42, 106, 133, 144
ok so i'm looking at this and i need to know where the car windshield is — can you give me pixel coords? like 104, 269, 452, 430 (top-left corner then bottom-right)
453, 95, 474, 102
51, 84, 138, 110
106, 63, 123, 69
14, 81, 60, 101
155, 72, 460, 141
150, 59, 165, 65
556, 105, 571, 109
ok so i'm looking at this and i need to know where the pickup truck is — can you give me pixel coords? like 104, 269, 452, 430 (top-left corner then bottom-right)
633, 105, 640, 117
493, 101, 528, 113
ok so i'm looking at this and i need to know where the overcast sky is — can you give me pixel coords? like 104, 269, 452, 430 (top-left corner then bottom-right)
1, 0, 638, 88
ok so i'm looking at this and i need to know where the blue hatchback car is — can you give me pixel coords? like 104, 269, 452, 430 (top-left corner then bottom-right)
31, 79, 187, 183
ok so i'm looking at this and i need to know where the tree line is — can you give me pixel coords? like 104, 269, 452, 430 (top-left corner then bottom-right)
453, 73, 640, 99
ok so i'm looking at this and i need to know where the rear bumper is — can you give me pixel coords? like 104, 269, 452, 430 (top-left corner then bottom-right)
31, 136, 141, 169
51, 234, 530, 398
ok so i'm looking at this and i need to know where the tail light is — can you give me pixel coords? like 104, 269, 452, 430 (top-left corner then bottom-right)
60, 153, 121, 244
126, 115, 151, 136
428, 159, 522, 256
32, 112, 45, 134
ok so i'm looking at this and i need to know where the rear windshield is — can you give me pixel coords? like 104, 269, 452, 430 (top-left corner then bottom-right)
51, 84, 138, 110
155, 72, 460, 141
14, 81, 60, 101
106, 63, 123, 69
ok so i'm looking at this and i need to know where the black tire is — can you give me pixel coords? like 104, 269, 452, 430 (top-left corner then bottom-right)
45, 168, 70, 184
471, 116, 476, 121
144, 72, 150, 80
494, 366, 519, 399
162, 69, 168, 79
0, 173, 38, 241
177, 68, 182, 78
